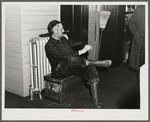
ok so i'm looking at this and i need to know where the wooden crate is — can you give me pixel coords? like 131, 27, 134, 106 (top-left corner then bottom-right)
44, 74, 83, 103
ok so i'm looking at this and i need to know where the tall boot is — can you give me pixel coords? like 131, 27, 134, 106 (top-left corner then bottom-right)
90, 82, 101, 108
87, 60, 112, 68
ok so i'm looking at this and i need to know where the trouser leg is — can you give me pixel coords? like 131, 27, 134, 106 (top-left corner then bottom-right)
63, 57, 100, 84
54, 57, 86, 78
86, 60, 112, 68
56, 57, 101, 108
84, 66, 101, 108
55, 57, 112, 78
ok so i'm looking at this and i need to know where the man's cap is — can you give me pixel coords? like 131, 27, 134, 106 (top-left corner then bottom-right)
47, 20, 61, 33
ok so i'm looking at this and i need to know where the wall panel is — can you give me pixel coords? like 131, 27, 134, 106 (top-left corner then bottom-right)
21, 16, 58, 23
23, 56, 30, 64
5, 41, 22, 53
5, 87, 23, 97
22, 45, 30, 57
5, 4, 60, 97
5, 15, 20, 21
6, 24, 20, 31
21, 5, 60, 97
5, 35, 21, 43
5, 60, 22, 70
21, 5, 59, 10
5, 56, 22, 63
5, 5, 23, 96
22, 36, 37, 45
23, 81, 30, 97
22, 23, 47, 30
5, 31, 21, 39
22, 29, 47, 37
21, 11, 59, 16
5, 79, 23, 93
5, 67, 23, 82
5, 5, 20, 10
5, 51, 22, 58
23, 63, 30, 80
5, 9, 20, 16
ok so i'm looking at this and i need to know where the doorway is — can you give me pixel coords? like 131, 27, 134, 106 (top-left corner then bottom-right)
61, 5, 89, 51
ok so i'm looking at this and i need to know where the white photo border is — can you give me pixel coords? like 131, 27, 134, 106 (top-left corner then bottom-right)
1, 1, 149, 121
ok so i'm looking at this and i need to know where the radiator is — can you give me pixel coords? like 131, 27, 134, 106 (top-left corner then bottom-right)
29, 37, 51, 100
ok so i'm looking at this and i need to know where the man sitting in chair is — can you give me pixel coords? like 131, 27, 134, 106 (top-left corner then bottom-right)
44, 20, 112, 108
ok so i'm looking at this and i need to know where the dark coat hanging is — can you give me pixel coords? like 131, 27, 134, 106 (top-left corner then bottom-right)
128, 5, 145, 70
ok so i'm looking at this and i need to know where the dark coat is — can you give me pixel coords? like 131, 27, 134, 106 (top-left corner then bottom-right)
129, 5, 145, 70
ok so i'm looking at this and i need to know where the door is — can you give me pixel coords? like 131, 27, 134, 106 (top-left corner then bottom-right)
61, 5, 89, 52
99, 5, 126, 67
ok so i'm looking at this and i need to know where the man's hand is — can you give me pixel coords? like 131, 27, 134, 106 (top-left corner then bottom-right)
78, 45, 93, 55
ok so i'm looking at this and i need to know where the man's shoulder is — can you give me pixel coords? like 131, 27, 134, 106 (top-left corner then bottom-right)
45, 38, 53, 47
46, 38, 55, 44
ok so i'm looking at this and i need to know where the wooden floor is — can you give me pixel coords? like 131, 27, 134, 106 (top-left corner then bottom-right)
5, 62, 140, 109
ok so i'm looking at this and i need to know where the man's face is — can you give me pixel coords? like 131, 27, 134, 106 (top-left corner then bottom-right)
55, 23, 64, 37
